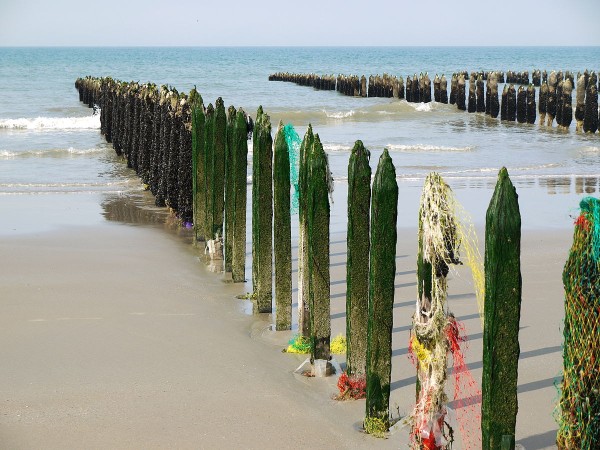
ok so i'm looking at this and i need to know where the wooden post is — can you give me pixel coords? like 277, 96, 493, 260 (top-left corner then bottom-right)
298, 125, 314, 337
232, 109, 249, 283
346, 140, 371, 377
365, 149, 398, 432
224, 105, 237, 273
213, 97, 227, 238
308, 134, 331, 364
274, 122, 292, 329
482, 168, 521, 450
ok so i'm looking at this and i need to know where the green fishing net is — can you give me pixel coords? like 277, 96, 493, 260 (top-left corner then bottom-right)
557, 196, 600, 449
283, 124, 301, 214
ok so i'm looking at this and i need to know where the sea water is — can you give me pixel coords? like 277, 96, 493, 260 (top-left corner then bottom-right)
1, 47, 600, 231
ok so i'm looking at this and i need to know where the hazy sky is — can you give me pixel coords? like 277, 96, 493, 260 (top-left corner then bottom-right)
1, 0, 599, 46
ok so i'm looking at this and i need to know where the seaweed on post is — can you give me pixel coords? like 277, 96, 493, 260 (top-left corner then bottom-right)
224, 105, 236, 273
252, 106, 273, 312
307, 134, 331, 365
482, 168, 522, 450
298, 125, 314, 337
231, 108, 249, 283
346, 140, 371, 377
274, 121, 292, 329
191, 96, 206, 242
213, 97, 227, 238
364, 149, 397, 435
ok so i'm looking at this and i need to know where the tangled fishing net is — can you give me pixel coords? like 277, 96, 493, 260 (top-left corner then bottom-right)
557, 197, 600, 449
283, 124, 301, 213
409, 173, 482, 449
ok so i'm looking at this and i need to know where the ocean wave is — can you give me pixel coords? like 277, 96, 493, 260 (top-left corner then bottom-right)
323, 144, 353, 152
581, 146, 600, 152
0, 147, 106, 159
323, 109, 355, 119
0, 115, 100, 130
408, 102, 434, 112
386, 144, 475, 153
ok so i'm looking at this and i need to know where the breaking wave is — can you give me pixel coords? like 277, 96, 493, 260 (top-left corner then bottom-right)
0, 115, 100, 130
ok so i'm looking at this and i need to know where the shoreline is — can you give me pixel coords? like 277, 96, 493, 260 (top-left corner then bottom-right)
0, 182, 570, 449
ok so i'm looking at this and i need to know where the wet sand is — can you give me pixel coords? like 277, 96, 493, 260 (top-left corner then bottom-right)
0, 184, 570, 449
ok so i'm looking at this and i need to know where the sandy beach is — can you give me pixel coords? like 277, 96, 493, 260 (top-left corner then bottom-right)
0, 181, 570, 449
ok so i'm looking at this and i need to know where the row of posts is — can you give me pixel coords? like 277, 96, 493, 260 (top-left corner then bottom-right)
75, 75, 591, 449
269, 69, 600, 133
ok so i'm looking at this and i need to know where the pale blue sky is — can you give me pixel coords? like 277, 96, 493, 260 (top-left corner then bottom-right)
1, 0, 599, 46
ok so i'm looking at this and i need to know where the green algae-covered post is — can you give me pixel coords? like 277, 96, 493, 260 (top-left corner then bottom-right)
213, 97, 227, 239
308, 134, 331, 364
365, 149, 398, 432
192, 100, 207, 242
557, 197, 600, 449
232, 108, 249, 282
204, 104, 216, 240
482, 167, 522, 450
274, 122, 292, 329
346, 140, 371, 377
252, 106, 273, 312
298, 125, 315, 337
224, 105, 237, 273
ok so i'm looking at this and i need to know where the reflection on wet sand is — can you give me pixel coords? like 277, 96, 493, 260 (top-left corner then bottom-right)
539, 175, 598, 195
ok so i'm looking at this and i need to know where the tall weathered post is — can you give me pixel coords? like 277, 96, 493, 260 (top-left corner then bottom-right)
516, 86, 527, 123
583, 76, 598, 133
204, 104, 216, 240
468, 75, 477, 113
213, 97, 227, 239
456, 74, 466, 111
476, 74, 485, 113
273, 122, 292, 329
547, 71, 558, 126
482, 168, 522, 450
192, 98, 207, 241
440, 75, 448, 104
575, 74, 586, 131
365, 149, 398, 434
298, 125, 315, 337
251, 106, 273, 311
489, 74, 500, 118
346, 140, 371, 377
539, 82, 548, 125
307, 134, 331, 366
224, 105, 237, 274
526, 85, 536, 125
232, 109, 249, 283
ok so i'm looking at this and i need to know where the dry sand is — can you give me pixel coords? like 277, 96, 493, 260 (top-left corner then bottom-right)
0, 187, 570, 449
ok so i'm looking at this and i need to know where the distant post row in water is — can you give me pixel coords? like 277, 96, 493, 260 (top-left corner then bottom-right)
269, 70, 600, 133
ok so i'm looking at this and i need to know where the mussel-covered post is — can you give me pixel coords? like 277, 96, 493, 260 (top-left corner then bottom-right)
192, 96, 206, 242
482, 168, 522, 450
204, 104, 216, 240
346, 140, 371, 377
456, 74, 466, 111
298, 126, 314, 337
308, 134, 331, 366
273, 122, 292, 329
583, 73, 598, 134
575, 74, 586, 131
365, 149, 398, 433
232, 109, 249, 282
224, 105, 237, 274
213, 97, 227, 240
252, 107, 273, 311
526, 85, 536, 125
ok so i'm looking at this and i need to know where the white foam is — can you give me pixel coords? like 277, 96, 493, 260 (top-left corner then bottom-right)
408, 102, 434, 112
0, 147, 106, 159
386, 144, 475, 153
323, 144, 352, 152
323, 109, 355, 119
0, 115, 100, 130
